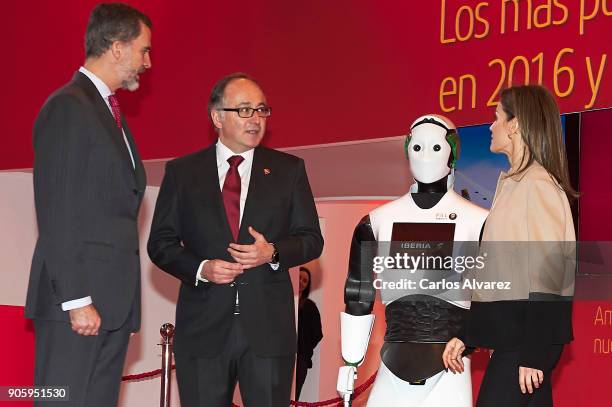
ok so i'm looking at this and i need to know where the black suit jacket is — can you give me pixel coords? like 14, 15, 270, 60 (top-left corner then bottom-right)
147, 144, 323, 358
25, 71, 146, 331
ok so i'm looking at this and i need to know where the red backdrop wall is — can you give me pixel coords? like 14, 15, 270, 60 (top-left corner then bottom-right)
2, 0, 610, 169
1, 1, 611, 406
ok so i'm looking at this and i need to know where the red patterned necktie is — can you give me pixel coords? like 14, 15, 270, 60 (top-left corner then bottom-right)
222, 155, 244, 241
107, 94, 123, 129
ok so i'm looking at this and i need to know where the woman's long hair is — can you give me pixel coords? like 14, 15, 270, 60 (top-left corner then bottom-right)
500, 85, 579, 199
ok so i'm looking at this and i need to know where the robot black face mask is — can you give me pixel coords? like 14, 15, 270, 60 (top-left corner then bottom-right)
338, 114, 488, 407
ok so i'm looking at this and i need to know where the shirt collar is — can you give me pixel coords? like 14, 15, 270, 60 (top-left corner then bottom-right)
216, 139, 254, 167
79, 66, 113, 100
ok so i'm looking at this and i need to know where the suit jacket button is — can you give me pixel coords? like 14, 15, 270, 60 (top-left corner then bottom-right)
133, 189, 138, 195
134, 249, 140, 255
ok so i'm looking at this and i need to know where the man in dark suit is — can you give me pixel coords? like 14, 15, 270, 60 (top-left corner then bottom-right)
148, 73, 324, 407
25, 4, 151, 406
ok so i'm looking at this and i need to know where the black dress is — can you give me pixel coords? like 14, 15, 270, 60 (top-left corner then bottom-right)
296, 298, 323, 400
462, 165, 575, 407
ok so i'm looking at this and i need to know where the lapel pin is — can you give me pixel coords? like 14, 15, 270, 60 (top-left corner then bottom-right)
264, 168, 271, 175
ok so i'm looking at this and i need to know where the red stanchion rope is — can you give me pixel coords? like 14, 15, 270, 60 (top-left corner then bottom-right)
122, 365, 377, 407
121, 365, 175, 381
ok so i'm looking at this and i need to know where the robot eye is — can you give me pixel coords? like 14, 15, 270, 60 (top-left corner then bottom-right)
413, 145, 421, 152
433, 144, 441, 152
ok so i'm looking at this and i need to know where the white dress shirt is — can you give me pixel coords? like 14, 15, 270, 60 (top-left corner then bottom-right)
61, 67, 137, 312
196, 139, 278, 286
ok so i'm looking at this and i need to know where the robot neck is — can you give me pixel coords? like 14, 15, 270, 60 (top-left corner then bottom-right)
416, 176, 448, 193
412, 176, 448, 210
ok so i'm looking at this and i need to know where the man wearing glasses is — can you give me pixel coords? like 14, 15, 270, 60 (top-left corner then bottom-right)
148, 72, 323, 407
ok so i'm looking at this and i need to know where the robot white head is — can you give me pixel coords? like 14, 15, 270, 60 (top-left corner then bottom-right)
405, 115, 460, 191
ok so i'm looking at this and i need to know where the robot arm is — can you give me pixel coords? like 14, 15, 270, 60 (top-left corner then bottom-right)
341, 312, 376, 365
344, 216, 376, 315
338, 216, 377, 404
337, 313, 375, 405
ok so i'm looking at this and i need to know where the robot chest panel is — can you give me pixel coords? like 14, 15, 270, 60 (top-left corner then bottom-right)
373, 212, 479, 242
375, 218, 458, 242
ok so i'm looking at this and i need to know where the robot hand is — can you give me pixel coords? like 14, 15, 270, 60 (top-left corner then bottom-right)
337, 365, 357, 407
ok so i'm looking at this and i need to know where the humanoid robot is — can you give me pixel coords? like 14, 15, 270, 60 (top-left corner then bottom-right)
337, 115, 488, 407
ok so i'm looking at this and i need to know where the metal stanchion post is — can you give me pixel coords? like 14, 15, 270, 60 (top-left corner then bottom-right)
160, 323, 175, 407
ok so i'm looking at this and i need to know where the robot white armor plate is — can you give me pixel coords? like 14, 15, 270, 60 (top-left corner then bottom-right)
370, 187, 488, 308
338, 114, 488, 407
368, 356, 472, 407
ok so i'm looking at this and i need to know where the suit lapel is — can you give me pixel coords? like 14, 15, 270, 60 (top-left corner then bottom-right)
201, 145, 235, 243
238, 147, 267, 243
73, 72, 137, 182
122, 121, 146, 190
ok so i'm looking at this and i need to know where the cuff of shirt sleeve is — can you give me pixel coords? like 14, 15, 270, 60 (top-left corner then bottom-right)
196, 260, 209, 286
61, 296, 93, 311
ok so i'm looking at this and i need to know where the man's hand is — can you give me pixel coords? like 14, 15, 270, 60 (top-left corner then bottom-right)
227, 227, 275, 269
519, 366, 544, 394
202, 259, 244, 284
442, 337, 466, 374
69, 304, 101, 336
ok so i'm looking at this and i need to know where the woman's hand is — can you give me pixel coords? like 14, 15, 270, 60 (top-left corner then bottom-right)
518, 366, 544, 394
442, 337, 466, 374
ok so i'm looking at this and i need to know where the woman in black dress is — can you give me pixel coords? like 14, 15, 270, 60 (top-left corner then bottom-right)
296, 266, 323, 400
442, 85, 577, 407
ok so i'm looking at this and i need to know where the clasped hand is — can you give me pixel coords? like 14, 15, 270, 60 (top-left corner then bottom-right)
227, 226, 274, 269
203, 227, 274, 284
